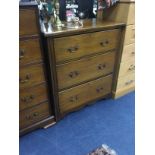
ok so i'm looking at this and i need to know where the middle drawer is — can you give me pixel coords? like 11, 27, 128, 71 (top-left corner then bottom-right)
20, 83, 48, 111
19, 63, 46, 89
56, 51, 116, 90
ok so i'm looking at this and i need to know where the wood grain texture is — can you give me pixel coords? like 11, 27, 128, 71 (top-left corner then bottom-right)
103, 2, 135, 25
54, 29, 120, 63
19, 8, 39, 36
19, 63, 46, 89
19, 38, 43, 66
57, 51, 116, 90
121, 43, 135, 62
20, 102, 51, 129
20, 83, 48, 111
59, 74, 113, 114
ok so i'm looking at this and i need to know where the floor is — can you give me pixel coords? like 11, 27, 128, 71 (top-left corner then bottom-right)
20, 91, 135, 155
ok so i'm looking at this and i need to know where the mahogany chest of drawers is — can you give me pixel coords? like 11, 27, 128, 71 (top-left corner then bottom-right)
41, 19, 125, 117
19, 2, 55, 135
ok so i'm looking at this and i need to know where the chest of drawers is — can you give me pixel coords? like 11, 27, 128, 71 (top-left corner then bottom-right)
19, 2, 55, 135
41, 19, 125, 117
103, 1, 135, 98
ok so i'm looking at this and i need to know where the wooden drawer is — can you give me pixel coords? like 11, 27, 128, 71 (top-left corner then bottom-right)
121, 43, 135, 62
124, 25, 135, 45
116, 72, 135, 90
59, 74, 113, 114
19, 63, 46, 89
19, 38, 42, 66
54, 29, 120, 63
20, 102, 51, 129
118, 59, 135, 77
57, 51, 115, 90
19, 9, 39, 36
20, 83, 48, 111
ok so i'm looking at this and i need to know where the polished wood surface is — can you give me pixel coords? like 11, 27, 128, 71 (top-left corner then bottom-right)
54, 29, 120, 63
19, 9, 39, 37
20, 83, 48, 111
20, 102, 51, 129
57, 51, 116, 90
19, 38, 43, 66
19, 63, 46, 89
59, 74, 113, 114
41, 18, 125, 37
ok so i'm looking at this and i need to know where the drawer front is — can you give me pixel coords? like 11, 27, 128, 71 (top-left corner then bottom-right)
19, 63, 46, 89
54, 29, 120, 63
124, 25, 135, 45
20, 83, 48, 111
57, 51, 115, 90
121, 43, 135, 62
19, 38, 42, 65
59, 74, 113, 114
19, 9, 39, 36
116, 72, 135, 90
20, 102, 51, 129
118, 59, 135, 77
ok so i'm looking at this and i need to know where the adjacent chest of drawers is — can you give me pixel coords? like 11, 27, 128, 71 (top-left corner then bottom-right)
19, 2, 55, 135
41, 20, 125, 117
103, 1, 135, 98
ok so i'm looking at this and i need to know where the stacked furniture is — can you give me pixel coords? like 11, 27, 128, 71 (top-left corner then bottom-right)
103, 0, 135, 98
19, 2, 55, 135
41, 19, 125, 117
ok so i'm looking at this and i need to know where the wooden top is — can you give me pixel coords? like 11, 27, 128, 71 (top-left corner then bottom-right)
41, 19, 125, 37
19, 1, 38, 7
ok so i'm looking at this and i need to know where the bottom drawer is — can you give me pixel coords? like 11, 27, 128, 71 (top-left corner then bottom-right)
20, 102, 51, 129
59, 74, 113, 114
116, 72, 135, 90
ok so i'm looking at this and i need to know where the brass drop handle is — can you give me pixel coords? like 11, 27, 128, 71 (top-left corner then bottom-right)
67, 46, 79, 53
98, 64, 106, 70
96, 87, 104, 93
21, 95, 35, 103
26, 112, 39, 120
100, 40, 109, 47
70, 95, 78, 102
20, 74, 31, 83
125, 80, 134, 85
128, 65, 135, 71
69, 71, 79, 78
19, 49, 25, 60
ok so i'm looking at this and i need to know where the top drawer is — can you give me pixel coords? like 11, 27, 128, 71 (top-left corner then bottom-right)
19, 9, 39, 36
54, 29, 120, 63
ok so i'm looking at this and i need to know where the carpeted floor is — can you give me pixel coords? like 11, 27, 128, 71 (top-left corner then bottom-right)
20, 91, 135, 155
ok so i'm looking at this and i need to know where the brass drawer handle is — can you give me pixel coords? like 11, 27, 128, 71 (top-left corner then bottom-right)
26, 112, 39, 120
125, 80, 134, 86
20, 74, 31, 83
19, 49, 25, 60
131, 51, 135, 55
21, 95, 35, 103
69, 71, 79, 78
98, 64, 106, 70
67, 46, 79, 53
100, 40, 109, 47
96, 87, 104, 93
70, 95, 78, 102
128, 65, 135, 71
